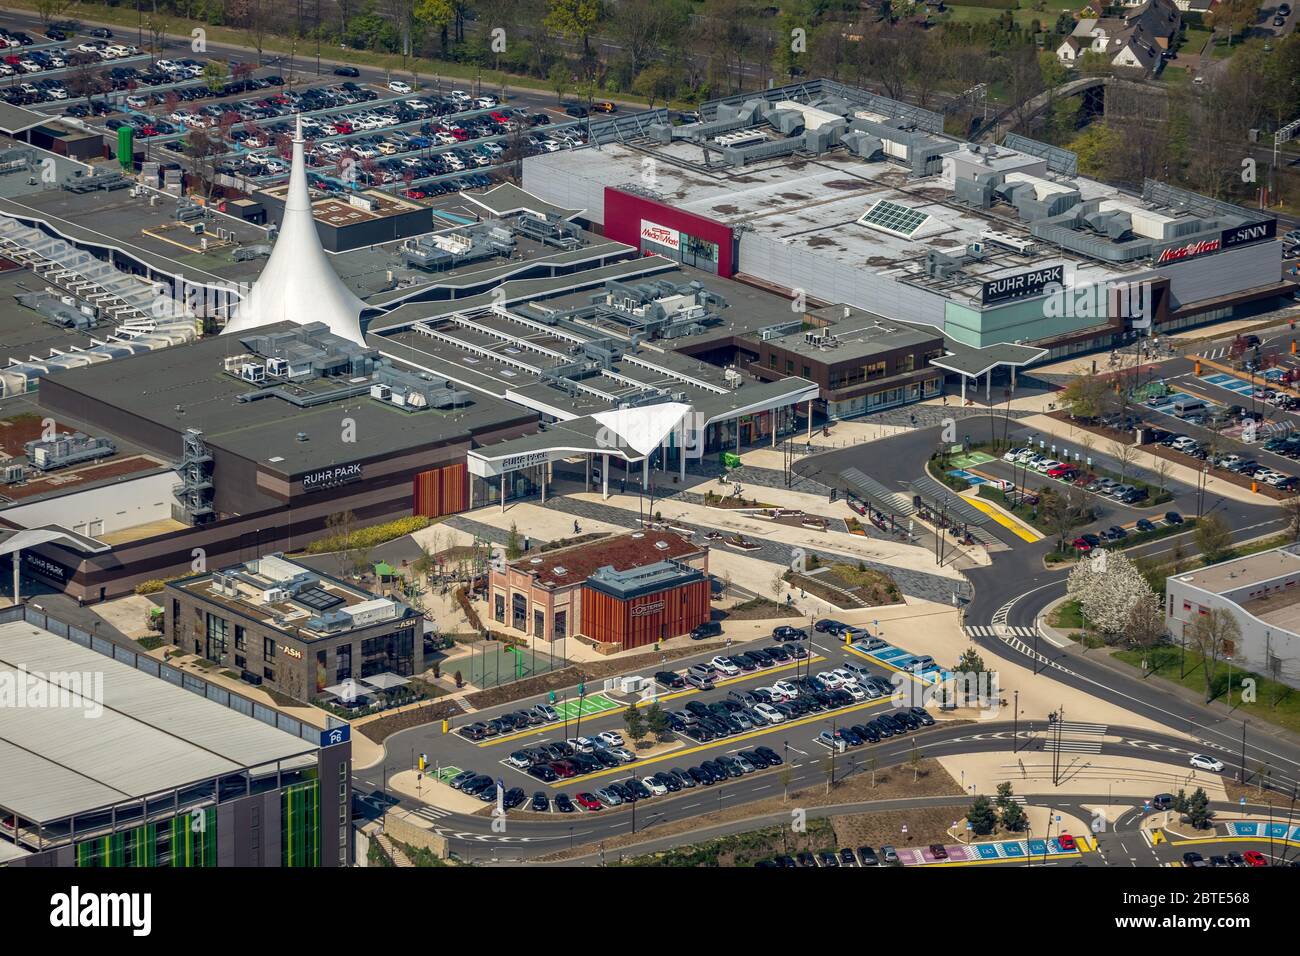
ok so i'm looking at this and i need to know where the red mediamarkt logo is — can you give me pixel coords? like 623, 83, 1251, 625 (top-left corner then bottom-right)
1156, 238, 1221, 264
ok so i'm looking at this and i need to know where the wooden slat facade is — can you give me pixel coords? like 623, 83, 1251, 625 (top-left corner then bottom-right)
412, 462, 468, 518
580, 579, 710, 649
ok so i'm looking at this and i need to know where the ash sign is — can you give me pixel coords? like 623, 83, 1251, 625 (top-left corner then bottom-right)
301, 462, 363, 491
981, 264, 1064, 305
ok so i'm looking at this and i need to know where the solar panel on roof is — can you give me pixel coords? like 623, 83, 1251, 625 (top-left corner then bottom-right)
857, 199, 931, 238
295, 587, 344, 611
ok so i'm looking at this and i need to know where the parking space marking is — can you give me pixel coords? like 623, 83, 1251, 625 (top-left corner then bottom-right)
469, 656, 827, 747
553, 697, 896, 786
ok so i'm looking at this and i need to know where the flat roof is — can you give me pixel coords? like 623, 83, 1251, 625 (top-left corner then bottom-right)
507, 530, 702, 589
39, 323, 532, 477
1176, 546, 1300, 595
525, 135, 1150, 298
0, 619, 317, 824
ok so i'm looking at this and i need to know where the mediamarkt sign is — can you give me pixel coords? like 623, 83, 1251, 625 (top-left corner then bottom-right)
1155, 237, 1221, 266
301, 462, 363, 491
639, 220, 680, 251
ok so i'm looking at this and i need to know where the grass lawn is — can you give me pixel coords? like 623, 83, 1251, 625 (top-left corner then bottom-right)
1050, 598, 1085, 630
1181, 27, 1214, 53
1113, 645, 1300, 734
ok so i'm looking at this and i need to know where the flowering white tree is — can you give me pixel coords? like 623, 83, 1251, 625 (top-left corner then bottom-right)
1066, 549, 1157, 638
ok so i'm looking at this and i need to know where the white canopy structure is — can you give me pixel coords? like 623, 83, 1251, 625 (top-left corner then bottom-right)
222, 115, 367, 345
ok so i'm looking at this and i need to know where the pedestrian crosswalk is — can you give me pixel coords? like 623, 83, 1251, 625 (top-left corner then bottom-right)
1199, 346, 1229, 361
965, 625, 1037, 640
1043, 720, 1108, 754
410, 804, 453, 822
963, 625, 1072, 674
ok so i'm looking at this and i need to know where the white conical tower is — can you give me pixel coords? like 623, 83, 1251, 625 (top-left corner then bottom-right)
222, 114, 367, 345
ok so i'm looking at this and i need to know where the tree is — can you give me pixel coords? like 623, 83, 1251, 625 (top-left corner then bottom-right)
622, 702, 646, 744
1194, 512, 1234, 565
632, 63, 677, 110
1189, 607, 1241, 704
968, 795, 998, 835
1001, 800, 1028, 832
1125, 591, 1166, 649
1281, 494, 1300, 543
1154, 457, 1173, 495
1066, 549, 1158, 638
1059, 375, 1111, 420
34, 0, 70, 25
545, 0, 603, 62
204, 60, 228, 94
1109, 439, 1139, 485
1186, 787, 1213, 829
955, 646, 987, 675
324, 510, 358, 576
506, 522, 522, 560
1207, 0, 1261, 46
995, 781, 1016, 809
644, 701, 670, 742
548, 62, 573, 104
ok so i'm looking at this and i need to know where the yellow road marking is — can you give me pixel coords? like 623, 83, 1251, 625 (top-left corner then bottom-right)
962, 494, 1041, 543
548, 696, 895, 785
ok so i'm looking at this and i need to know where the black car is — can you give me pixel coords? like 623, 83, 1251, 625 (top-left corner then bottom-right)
839, 727, 863, 746
527, 763, 558, 783
765, 645, 791, 662
654, 771, 682, 792
910, 706, 935, 727
857, 845, 879, 866
852, 722, 880, 743
814, 619, 846, 634
1136, 518, 1156, 532
688, 765, 713, 786
754, 745, 783, 765
554, 793, 575, 812
44, 28, 67, 41
530, 791, 550, 812
88, 27, 113, 38
692, 620, 722, 640
502, 787, 526, 809
654, 670, 685, 689
773, 625, 808, 641
564, 104, 589, 117
333, 65, 361, 77
1165, 511, 1184, 525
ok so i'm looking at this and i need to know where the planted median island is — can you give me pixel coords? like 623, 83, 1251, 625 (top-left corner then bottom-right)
783, 557, 903, 610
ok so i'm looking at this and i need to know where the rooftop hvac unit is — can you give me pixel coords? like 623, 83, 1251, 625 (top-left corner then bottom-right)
1, 464, 26, 484
261, 587, 289, 604
266, 356, 289, 376
239, 362, 266, 384
980, 230, 1036, 255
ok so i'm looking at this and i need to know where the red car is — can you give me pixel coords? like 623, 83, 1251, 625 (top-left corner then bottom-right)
489, 110, 509, 123
549, 760, 577, 779
334, 120, 353, 134
575, 792, 602, 811
403, 189, 425, 200
1243, 850, 1268, 867
1058, 833, 1076, 851
1072, 537, 1093, 553
1047, 466, 1076, 480
450, 127, 470, 141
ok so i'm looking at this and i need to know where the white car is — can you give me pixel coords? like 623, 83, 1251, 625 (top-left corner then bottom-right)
1189, 754, 1225, 773
772, 679, 799, 699
641, 775, 667, 796
473, 94, 498, 108
753, 702, 785, 724
449, 89, 471, 105
842, 683, 866, 701
388, 79, 412, 94
832, 668, 860, 686
1002, 447, 1027, 463
104, 44, 132, 58
711, 656, 740, 676
816, 670, 844, 689
596, 731, 624, 747
566, 736, 595, 753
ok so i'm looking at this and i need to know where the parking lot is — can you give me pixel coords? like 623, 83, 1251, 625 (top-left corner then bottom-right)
4, 18, 592, 201
435, 622, 948, 816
